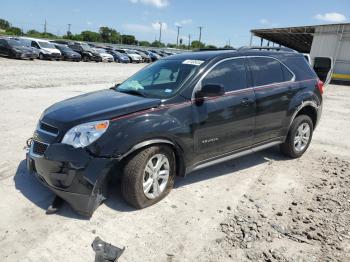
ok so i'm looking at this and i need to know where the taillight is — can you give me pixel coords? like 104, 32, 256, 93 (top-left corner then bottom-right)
317, 80, 324, 95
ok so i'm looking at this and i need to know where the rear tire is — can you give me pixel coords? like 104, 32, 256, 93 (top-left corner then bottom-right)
280, 115, 313, 158
121, 145, 175, 209
39, 53, 44, 60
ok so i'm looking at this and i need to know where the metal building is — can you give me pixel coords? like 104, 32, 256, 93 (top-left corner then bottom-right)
250, 23, 350, 83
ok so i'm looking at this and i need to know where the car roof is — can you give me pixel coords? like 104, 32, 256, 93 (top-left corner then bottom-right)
165, 49, 302, 62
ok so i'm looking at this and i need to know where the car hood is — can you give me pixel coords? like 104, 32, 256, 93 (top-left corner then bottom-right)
41, 89, 161, 130
42, 48, 61, 54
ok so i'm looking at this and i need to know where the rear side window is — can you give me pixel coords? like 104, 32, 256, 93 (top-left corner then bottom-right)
279, 55, 317, 80
0, 39, 7, 47
202, 58, 247, 92
248, 57, 285, 86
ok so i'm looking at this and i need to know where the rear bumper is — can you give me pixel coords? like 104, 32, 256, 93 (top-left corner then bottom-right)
26, 143, 116, 217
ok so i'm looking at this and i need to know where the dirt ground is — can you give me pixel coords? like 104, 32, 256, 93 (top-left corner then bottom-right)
0, 58, 349, 262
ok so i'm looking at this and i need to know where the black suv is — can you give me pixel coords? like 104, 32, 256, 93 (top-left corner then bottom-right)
52, 40, 101, 62
26, 47, 323, 216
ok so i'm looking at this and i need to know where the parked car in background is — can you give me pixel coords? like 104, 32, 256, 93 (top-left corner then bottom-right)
53, 41, 101, 62
151, 50, 166, 57
9, 37, 40, 58
21, 38, 61, 60
105, 49, 130, 63
93, 48, 114, 62
133, 50, 151, 63
53, 44, 81, 62
143, 50, 160, 62
0, 37, 38, 60
115, 48, 142, 63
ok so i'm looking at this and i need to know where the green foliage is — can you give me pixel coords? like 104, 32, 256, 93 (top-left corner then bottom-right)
223, 45, 234, 49
191, 41, 205, 49
5, 27, 22, 36
205, 44, 217, 49
166, 43, 177, 48
80, 31, 101, 42
122, 35, 136, 45
151, 40, 165, 48
0, 19, 10, 30
139, 41, 151, 47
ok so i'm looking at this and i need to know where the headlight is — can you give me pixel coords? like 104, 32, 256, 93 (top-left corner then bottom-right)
62, 120, 109, 148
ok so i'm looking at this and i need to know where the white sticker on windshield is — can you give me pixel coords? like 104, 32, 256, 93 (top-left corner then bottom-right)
182, 59, 204, 66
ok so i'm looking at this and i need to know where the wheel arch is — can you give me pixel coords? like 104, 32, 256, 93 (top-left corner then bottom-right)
288, 101, 319, 130
119, 138, 186, 177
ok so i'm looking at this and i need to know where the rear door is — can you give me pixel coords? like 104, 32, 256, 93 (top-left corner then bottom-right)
0, 39, 9, 56
247, 56, 295, 144
192, 58, 256, 162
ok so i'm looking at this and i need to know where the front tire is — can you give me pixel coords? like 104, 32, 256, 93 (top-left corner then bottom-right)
280, 115, 313, 158
121, 145, 175, 209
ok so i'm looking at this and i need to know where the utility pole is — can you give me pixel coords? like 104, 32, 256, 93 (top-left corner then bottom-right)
176, 25, 181, 47
188, 34, 191, 50
44, 19, 47, 34
67, 23, 72, 38
198, 26, 203, 44
158, 22, 162, 44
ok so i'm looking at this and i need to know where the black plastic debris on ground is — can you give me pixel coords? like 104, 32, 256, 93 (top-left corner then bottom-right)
92, 237, 125, 262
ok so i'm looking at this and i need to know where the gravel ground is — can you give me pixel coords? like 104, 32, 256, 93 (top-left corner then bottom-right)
0, 58, 349, 262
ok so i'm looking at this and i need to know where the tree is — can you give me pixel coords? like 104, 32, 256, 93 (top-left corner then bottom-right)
139, 41, 151, 47
151, 40, 165, 48
80, 31, 101, 42
122, 35, 136, 45
167, 43, 177, 48
205, 44, 217, 49
6, 26, 22, 36
0, 19, 10, 30
223, 45, 234, 49
191, 40, 205, 49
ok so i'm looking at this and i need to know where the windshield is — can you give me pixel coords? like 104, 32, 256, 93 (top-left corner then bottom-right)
116, 59, 202, 98
56, 45, 71, 52
126, 50, 137, 54
96, 49, 107, 54
6, 39, 23, 47
81, 43, 93, 51
38, 41, 55, 49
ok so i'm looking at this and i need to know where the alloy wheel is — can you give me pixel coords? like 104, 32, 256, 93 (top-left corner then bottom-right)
294, 122, 311, 152
143, 154, 170, 199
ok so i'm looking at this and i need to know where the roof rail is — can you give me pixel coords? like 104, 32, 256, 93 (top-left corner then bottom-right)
195, 48, 236, 52
237, 46, 297, 53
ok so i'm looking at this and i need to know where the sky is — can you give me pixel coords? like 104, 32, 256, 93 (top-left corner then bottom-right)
0, 0, 349, 47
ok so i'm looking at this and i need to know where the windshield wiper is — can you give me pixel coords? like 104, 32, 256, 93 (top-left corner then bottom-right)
117, 89, 147, 98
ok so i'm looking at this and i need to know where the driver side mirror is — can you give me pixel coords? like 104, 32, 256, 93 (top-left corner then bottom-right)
195, 83, 225, 99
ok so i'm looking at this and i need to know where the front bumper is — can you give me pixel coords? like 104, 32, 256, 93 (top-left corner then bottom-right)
42, 53, 61, 60
26, 142, 116, 217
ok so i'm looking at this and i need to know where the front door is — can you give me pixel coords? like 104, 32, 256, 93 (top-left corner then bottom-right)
192, 58, 256, 163
0, 39, 9, 56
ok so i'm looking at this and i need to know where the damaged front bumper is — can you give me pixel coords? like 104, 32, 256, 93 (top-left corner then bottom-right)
26, 141, 116, 217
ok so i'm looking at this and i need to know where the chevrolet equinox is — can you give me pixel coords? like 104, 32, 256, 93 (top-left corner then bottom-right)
26, 47, 323, 216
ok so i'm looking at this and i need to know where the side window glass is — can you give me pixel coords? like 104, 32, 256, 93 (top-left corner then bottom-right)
281, 65, 294, 81
0, 40, 6, 47
248, 57, 284, 86
202, 58, 247, 92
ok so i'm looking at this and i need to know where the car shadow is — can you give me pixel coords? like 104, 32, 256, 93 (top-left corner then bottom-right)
14, 146, 288, 218
174, 146, 288, 188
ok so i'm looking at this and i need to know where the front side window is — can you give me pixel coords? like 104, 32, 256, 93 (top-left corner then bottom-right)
201, 58, 247, 92
116, 59, 201, 98
248, 57, 285, 86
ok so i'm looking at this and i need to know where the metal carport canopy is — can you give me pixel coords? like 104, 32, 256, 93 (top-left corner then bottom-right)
251, 25, 316, 53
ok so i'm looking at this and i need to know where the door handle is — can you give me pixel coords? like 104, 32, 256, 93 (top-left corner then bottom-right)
241, 98, 254, 106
